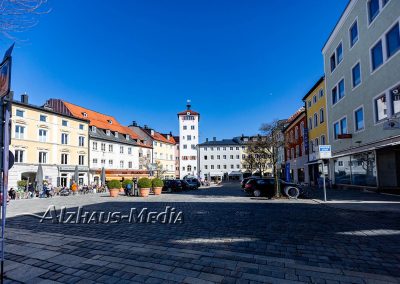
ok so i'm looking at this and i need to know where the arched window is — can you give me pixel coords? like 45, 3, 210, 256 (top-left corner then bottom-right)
309, 117, 313, 130
320, 108, 325, 123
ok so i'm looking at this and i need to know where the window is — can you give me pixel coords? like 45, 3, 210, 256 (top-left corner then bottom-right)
61, 153, 68, 165
128, 147, 132, 155
101, 159, 106, 165
355, 107, 365, 131
61, 133, 68, 145
109, 144, 113, 152
338, 79, 345, 100
320, 108, 325, 123
217, 165, 221, 170
386, 23, 400, 59
16, 109, 24, 117
296, 145, 299, 157
109, 160, 113, 166
39, 129, 47, 142
321, 135, 326, 145
183, 145, 187, 149
187, 165, 192, 171
210, 165, 214, 170
230, 155, 234, 159
319, 89, 324, 98
92, 126, 97, 133
330, 54, 336, 72
352, 63, 361, 88
230, 147, 233, 150
40, 115, 47, 122
223, 155, 227, 159
204, 155, 208, 160
236, 155, 240, 159
332, 86, 338, 105
191, 145, 196, 150
231, 165, 234, 169
79, 124, 84, 130
336, 43, 343, 64
187, 135, 192, 141
15, 125, 25, 139
217, 155, 220, 160
300, 122, 304, 136
93, 142, 97, 150
39, 152, 47, 164
101, 143, 106, 151
314, 113, 318, 128
211, 155, 214, 160
391, 84, 400, 115
204, 165, 208, 170
128, 161, 132, 168
313, 95, 317, 104
334, 118, 347, 139
371, 40, 383, 71
236, 147, 239, 150
93, 158, 98, 164
223, 165, 227, 169
15, 150, 24, 163
79, 155, 85, 166
120, 161, 124, 168
308, 101, 311, 108
294, 127, 298, 140
350, 20, 358, 47
368, 0, 380, 23
308, 118, 312, 130
79, 136, 85, 147
183, 126, 187, 130
120, 146, 124, 154
375, 94, 387, 121
191, 125, 195, 130
62, 120, 68, 127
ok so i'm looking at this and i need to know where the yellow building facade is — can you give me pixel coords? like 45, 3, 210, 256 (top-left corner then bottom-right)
302, 77, 328, 185
9, 97, 89, 189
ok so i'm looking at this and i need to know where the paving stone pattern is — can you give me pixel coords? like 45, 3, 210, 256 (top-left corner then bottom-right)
3, 184, 400, 283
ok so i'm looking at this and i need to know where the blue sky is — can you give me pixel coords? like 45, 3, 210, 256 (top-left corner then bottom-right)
2, 0, 348, 142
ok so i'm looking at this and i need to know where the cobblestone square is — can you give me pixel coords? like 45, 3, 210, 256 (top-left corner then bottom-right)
4, 184, 400, 283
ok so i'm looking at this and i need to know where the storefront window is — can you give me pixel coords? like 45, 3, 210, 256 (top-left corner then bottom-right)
334, 151, 377, 187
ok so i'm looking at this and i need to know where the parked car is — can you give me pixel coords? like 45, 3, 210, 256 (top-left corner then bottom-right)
163, 180, 195, 192
185, 178, 200, 189
244, 178, 302, 198
241, 176, 260, 189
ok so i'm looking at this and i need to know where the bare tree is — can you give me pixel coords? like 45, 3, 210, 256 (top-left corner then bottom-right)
154, 160, 167, 179
242, 152, 256, 174
0, 0, 50, 39
259, 120, 286, 197
244, 137, 270, 177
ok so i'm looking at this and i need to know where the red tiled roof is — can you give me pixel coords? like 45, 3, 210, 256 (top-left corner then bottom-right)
177, 110, 199, 116
153, 131, 176, 145
63, 101, 129, 134
287, 107, 305, 123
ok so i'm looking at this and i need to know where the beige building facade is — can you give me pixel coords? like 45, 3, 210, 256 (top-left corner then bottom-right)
9, 96, 90, 189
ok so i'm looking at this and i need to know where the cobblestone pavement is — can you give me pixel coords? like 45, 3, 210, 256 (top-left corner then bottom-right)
4, 183, 400, 283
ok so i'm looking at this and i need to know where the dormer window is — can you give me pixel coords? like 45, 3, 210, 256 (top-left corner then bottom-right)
92, 126, 97, 133
126, 135, 129, 141
106, 130, 111, 136
82, 112, 88, 117
107, 120, 112, 124
115, 131, 119, 138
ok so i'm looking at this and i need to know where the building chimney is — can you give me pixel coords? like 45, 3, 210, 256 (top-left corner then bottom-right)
150, 129, 155, 136
144, 125, 149, 129
167, 134, 170, 140
131, 121, 138, 127
21, 93, 28, 104
213, 137, 216, 141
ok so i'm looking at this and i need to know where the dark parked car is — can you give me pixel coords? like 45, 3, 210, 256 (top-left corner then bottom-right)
244, 178, 302, 198
185, 178, 200, 189
241, 177, 260, 189
163, 180, 195, 192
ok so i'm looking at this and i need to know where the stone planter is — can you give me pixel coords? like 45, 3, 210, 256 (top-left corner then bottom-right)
109, 188, 119, 197
119, 188, 124, 193
153, 187, 162, 195
139, 188, 150, 197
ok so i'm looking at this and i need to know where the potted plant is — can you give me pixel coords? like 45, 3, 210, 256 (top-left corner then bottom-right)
107, 180, 121, 197
152, 178, 164, 195
137, 178, 152, 197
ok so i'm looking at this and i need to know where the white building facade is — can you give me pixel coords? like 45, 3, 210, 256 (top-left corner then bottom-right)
198, 138, 245, 181
178, 101, 200, 178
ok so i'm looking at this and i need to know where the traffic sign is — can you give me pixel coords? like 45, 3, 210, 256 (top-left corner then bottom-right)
318, 145, 332, 159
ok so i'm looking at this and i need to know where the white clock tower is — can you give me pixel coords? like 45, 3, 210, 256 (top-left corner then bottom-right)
178, 100, 200, 179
